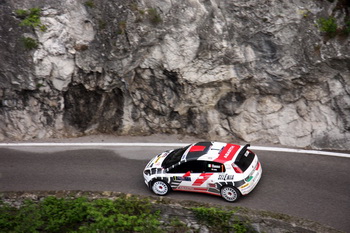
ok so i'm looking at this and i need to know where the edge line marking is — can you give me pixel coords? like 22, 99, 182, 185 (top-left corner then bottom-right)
0, 143, 349, 158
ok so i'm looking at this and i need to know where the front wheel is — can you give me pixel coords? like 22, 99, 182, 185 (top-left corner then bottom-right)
220, 186, 241, 202
151, 180, 170, 196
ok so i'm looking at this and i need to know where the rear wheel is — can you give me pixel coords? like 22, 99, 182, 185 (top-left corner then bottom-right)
220, 186, 241, 202
151, 180, 170, 196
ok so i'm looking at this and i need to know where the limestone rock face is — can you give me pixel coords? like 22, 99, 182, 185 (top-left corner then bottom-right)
0, 0, 349, 150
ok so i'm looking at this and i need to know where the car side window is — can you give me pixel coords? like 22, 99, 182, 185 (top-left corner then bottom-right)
168, 161, 206, 173
206, 162, 225, 173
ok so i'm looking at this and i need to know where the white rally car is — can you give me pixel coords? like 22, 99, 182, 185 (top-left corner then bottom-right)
143, 141, 262, 202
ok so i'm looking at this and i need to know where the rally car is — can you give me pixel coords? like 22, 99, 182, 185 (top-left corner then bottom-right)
143, 141, 262, 202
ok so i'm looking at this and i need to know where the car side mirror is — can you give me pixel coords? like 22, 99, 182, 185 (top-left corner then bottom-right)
183, 171, 191, 177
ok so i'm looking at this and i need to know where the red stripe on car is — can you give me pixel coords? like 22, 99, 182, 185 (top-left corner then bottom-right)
215, 144, 240, 163
192, 173, 213, 186
189, 145, 207, 152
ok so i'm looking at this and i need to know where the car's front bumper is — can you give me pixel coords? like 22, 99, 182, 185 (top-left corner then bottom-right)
143, 171, 152, 187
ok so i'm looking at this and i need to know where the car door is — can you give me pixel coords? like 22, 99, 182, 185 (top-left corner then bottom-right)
184, 161, 214, 192
167, 161, 206, 191
205, 162, 228, 193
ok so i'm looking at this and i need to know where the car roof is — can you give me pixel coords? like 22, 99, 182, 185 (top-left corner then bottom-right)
183, 141, 244, 164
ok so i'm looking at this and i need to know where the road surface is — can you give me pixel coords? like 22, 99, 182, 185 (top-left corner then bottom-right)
0, 139, 349, 232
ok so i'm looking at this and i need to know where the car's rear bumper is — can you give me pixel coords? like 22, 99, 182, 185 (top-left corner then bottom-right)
238, 163, 262, 195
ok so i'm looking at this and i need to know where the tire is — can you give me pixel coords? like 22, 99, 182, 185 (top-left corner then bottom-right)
151, 180, 170, 196
220, 186, 241, 202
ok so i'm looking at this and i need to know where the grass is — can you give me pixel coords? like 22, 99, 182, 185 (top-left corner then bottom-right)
0, 195, 254, 233
317, 16, 350, 38
0, 196, 162, 232
118, 21, 127, 34
15, 8, 46, 32
317, 17, 338, 38
84, 0, 95, 8
343, 20, 350, 35
21, 37, 39, 50
147, 8, 162, 25
129, 3, 162, 25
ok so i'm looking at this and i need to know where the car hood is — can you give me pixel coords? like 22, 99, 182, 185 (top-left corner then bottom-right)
145, 151, 171, 169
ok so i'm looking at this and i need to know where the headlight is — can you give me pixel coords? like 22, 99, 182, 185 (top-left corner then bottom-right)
144, 169, 151, 176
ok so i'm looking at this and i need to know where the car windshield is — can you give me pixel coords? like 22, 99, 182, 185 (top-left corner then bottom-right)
162, 145, 190, 168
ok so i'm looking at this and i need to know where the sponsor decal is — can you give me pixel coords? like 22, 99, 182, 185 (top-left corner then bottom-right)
225, 146, 234, 158
207, 163, 223, 172
208, 164, 221, 169
173, 176, 191, 181
192, 173, 213, 186
218, 174, 234, 180
154, 156, 162, 164
215, 144, 240, 163
245, 176, 253, 182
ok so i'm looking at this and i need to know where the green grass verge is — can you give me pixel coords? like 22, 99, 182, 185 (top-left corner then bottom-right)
0, 196, 162, 232
0, 195, 255, 233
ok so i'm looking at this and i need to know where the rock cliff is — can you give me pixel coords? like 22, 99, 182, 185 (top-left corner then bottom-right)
0, 0, 349, 150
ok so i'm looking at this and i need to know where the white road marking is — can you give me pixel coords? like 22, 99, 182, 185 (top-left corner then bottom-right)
0, 142, 349, 158
0, 143, 186, 147
250, 146, 350, 158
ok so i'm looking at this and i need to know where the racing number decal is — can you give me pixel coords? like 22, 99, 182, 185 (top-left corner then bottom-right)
192, 173, 214, 186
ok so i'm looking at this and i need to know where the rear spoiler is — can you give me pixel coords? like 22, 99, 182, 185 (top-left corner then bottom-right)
235, 144, 250, 162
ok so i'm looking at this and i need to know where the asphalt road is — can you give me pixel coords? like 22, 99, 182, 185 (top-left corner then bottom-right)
0, 145, 349, 232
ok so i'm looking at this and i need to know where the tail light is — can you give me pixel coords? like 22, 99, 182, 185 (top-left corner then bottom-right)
255, 162, 261, 170
232, 164, 243, 173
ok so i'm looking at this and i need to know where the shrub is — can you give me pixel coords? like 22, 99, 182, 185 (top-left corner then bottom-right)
13, 200, 44, 232
0, 196, 162, 232
98, 19, 107, 30
21, 37, 39, 50
0, 201, 17, 230
317, 17, 338, 37
147, 8, 162, 25
15, 9, 29, 18
0, 196, 254, 233
118, 21, 126, 34
15, 7, 46, 32
39, 196, 88, 232
79, 197, 162, 232
84, 0, 95, 8
344, 20, 350, 34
